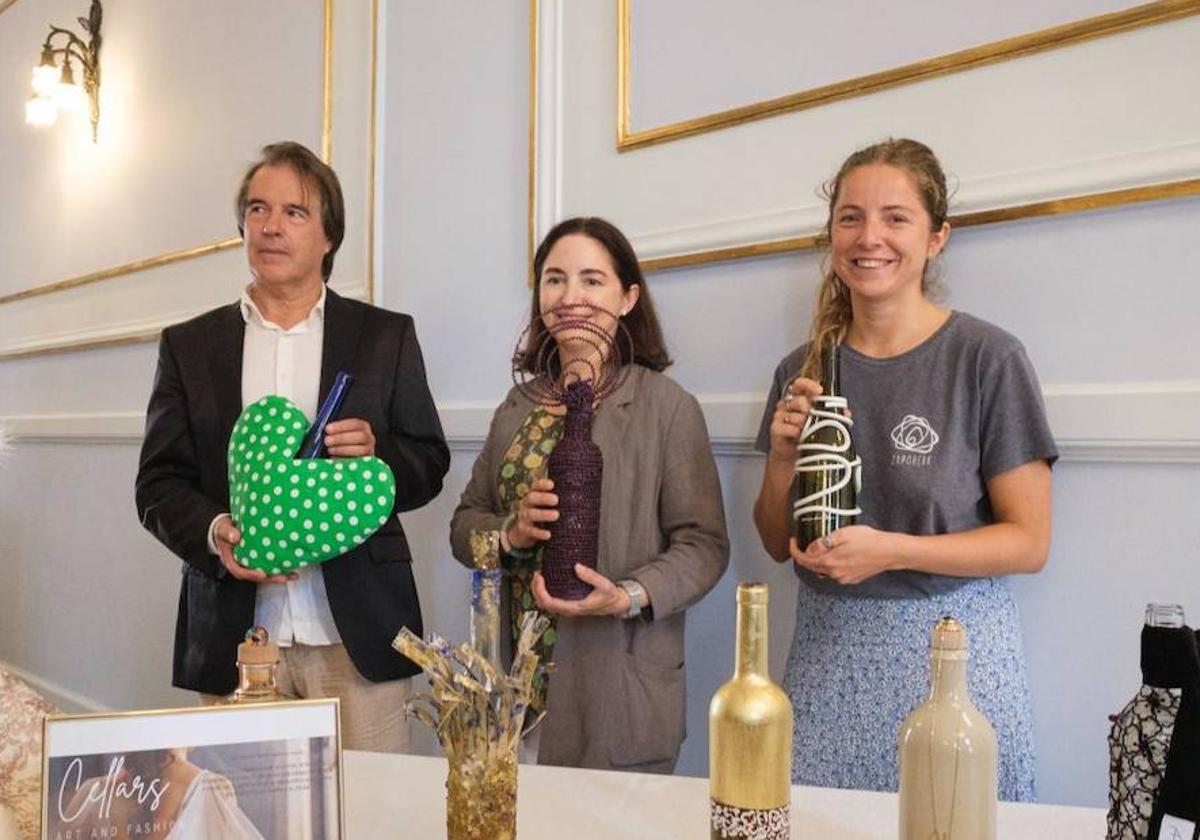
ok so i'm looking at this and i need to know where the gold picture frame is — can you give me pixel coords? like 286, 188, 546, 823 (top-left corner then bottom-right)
0, 0, 380, 360
41, 699, 344, 840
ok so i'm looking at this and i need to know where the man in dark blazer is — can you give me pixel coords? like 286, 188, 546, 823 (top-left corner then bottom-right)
135, 142, 449, 751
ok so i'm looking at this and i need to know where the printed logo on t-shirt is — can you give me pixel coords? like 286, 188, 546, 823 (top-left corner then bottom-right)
890, 414, 940, 466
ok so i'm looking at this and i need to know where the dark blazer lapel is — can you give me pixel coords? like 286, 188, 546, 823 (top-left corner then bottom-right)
207, 303, 246, 444
320, 288, 366, 403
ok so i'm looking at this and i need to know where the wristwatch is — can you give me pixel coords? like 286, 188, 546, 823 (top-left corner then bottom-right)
616, 579, 645, 620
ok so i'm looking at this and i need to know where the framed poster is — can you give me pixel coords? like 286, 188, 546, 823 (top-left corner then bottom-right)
41, 699, 342, 840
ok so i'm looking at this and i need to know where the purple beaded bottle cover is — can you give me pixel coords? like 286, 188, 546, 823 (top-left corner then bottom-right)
542, 380, 603, 599
512, 303, 630, 600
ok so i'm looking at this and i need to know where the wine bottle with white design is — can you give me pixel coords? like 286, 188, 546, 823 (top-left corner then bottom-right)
709, 583, 791, 840
898, 617, 997, 840
791, 343, 861, 550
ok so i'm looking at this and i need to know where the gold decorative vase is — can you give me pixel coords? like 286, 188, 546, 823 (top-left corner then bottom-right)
394, 531, 549, 840
446, 741, 518, 840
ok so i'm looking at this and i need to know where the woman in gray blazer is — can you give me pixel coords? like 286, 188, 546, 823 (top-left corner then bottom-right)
450, 217, 729, 773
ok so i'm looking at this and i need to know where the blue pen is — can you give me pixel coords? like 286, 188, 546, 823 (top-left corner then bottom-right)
295, 371, 354, 458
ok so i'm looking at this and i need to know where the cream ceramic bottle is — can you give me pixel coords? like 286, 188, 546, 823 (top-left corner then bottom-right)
898, 616, 997, 840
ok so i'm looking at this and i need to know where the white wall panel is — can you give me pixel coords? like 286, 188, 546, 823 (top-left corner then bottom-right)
630, 0, 1144, 131
537, 0, 1200, 261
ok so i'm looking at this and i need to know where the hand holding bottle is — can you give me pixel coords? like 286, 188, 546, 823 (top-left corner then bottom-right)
791, 524, 896, 585
503, 478, 559, 551
766, 375, 822, 464
529, 565, 638, 618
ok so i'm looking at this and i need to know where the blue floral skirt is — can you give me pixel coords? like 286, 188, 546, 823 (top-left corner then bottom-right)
784, 576, 1037, 801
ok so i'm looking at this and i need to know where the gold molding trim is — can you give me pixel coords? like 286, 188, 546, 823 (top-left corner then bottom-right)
639, 178, 1200, 274
1, 0, 360, 342
641, 235, 821, 275
616, 0, 631, 151
616, 0, 1200, 151
0, 238, 240, 306
0, 330, 161, 362
527, 0, 539, 285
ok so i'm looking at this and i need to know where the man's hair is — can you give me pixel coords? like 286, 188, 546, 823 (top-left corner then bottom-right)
235, 141, 345, 282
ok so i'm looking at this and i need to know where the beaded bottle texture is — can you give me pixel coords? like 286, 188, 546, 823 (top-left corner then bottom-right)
542, 380, 603, 600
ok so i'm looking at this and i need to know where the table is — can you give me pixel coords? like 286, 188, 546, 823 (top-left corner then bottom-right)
344, 751, 1105, 838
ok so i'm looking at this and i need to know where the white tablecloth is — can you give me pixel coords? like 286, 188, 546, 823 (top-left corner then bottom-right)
343, 751, 1105, 838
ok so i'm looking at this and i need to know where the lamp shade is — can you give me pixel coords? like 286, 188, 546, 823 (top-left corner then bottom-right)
31, 64, 58, 98
25, 95, 57, 127
53, 81, 86, 113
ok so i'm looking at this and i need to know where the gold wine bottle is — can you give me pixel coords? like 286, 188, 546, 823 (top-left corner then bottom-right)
709, 583, 792, 840
898, 617, 997, 840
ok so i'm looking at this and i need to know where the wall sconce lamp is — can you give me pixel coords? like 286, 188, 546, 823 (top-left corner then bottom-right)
24, 0, 103, 142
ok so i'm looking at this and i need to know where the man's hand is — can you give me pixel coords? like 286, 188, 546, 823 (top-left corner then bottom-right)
213, 514, 296, 584
324, 418, 376, 457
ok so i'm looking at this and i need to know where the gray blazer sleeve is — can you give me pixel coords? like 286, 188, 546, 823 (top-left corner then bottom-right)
626, 390, 729, 619
448, 397, 513, 569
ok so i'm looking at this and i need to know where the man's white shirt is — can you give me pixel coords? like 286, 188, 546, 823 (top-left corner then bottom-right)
207, 286, 341, 647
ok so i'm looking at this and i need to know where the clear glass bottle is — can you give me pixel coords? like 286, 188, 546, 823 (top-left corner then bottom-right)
709, 583, 792, 840
899, 616, 997, 840
791, 343, 861, 550
468, 529, 503, 671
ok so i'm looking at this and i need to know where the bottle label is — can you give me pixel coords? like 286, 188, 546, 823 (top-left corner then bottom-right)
710, 799, 788, 840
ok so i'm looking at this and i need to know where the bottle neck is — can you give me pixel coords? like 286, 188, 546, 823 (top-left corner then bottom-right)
821, 345, 841, 397
734, 602, 769, 678
928, 651, 968, 702
1145, 603, 1185, 628
562, 380, 595, 438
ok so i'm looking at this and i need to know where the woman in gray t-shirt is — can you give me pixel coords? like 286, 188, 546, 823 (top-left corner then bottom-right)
753, 139, 1057, 800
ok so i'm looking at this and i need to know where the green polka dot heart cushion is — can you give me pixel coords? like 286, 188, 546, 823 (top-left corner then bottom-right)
227, 396, 396, 575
